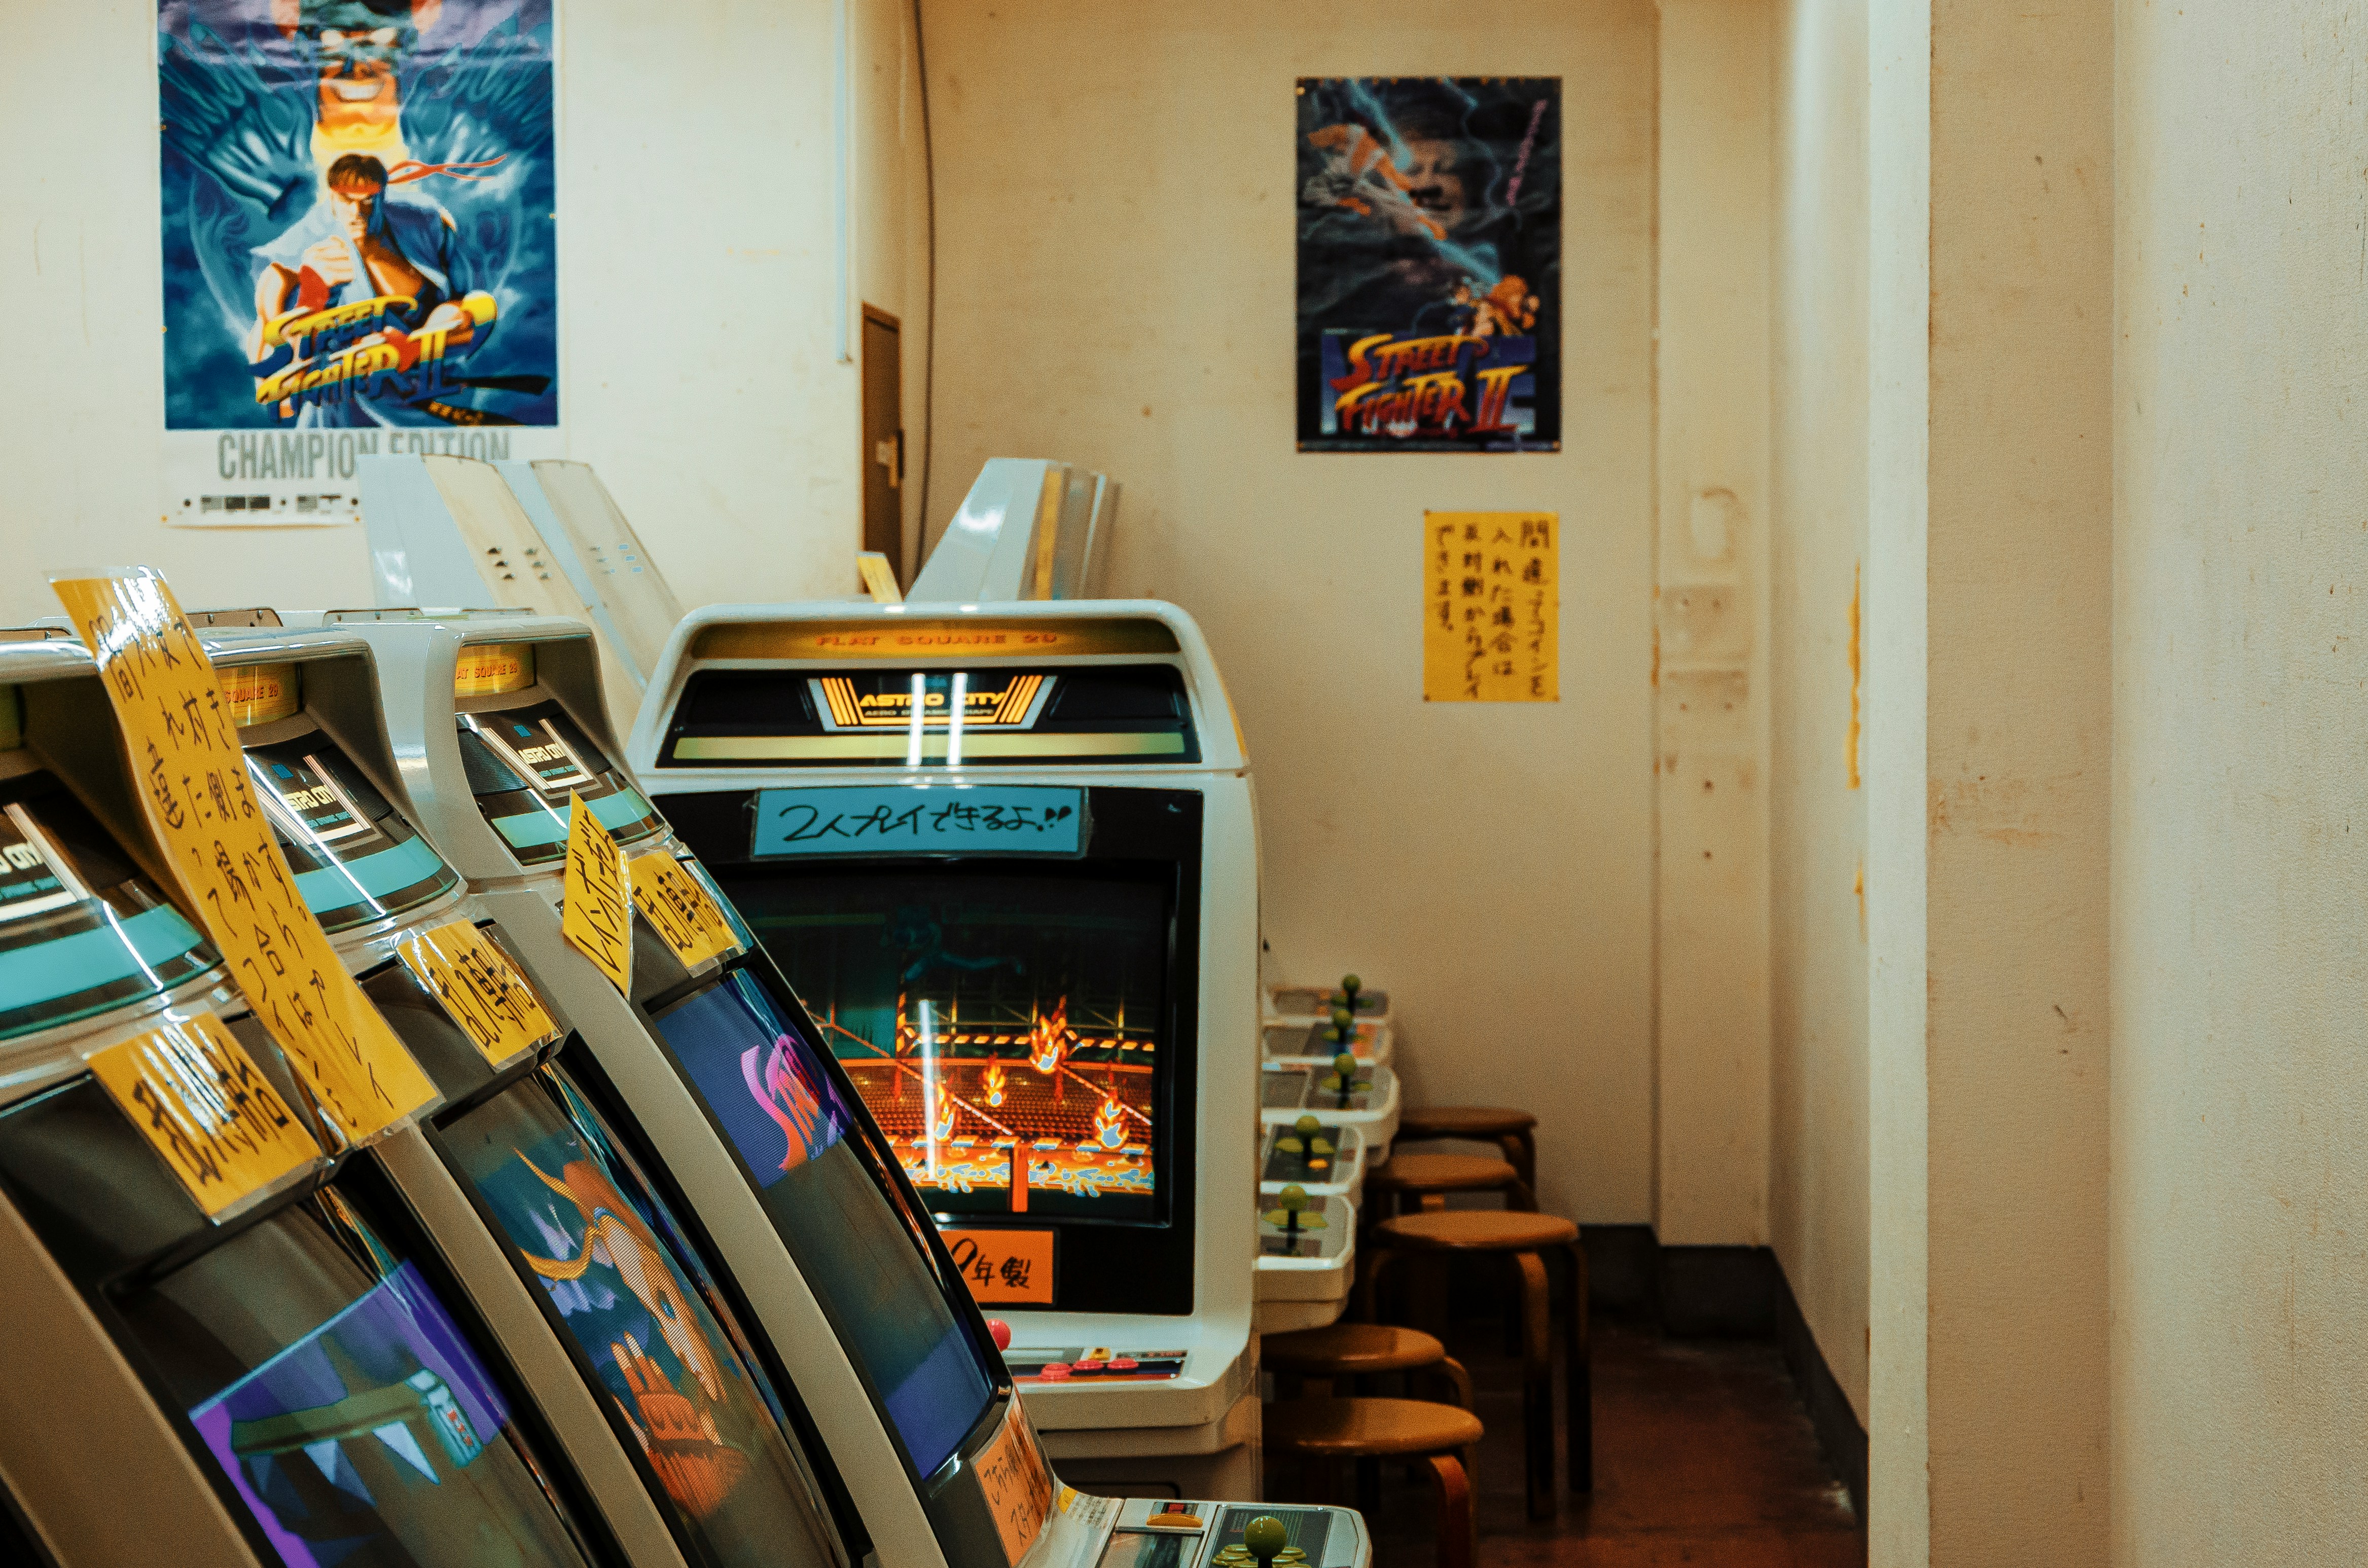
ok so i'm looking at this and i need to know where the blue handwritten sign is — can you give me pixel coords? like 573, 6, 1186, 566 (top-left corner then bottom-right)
752, 786, 1086, 858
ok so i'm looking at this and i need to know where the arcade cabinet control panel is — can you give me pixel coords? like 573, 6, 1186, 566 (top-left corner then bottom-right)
1003, 1347, 1189, 1385
1100, 1502, 1353, 1568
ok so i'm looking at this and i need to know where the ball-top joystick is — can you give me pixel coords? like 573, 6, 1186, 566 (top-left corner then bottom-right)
1243, 1516, 1290, 1568
1330, 1006, 1354, 1047
1291, 1112, 1325, 1173
1341, 972, 1362, 1011
1331, 1050, 1358, 1108
1278, 1182, 1307, 1245
987, 1318, 1012, 1352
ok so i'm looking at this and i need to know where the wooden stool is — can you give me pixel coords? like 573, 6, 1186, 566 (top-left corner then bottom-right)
1366, 1151, 1533, 1215
1395, 1107, 1538, 1192
1265, 1397, 1482, 1568
1263, 1321, 1475, 1410
1364, 1210, 1590, 1518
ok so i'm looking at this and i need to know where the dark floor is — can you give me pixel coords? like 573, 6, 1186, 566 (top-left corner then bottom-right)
1268, 1318, 1864, 1568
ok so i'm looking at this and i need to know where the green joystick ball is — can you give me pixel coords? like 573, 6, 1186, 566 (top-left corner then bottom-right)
1341, 972, 1362, 1009
1332, 1050, 1358, 1108
1293, 1113, 1322, 1171
1243, 1516, 1290, 1568
1279, 1182, 1307, 1243
1330, 1006, 1354, 1045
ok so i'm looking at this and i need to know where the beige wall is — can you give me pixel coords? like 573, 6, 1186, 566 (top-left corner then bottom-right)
919, 0, 1661, 1223
2112, 3, 2368, 1560
1871, 0, 2117, 1560
1655, 0, 1774, 1251
0, 0, 905, 624
1770, 0, 1870, 1420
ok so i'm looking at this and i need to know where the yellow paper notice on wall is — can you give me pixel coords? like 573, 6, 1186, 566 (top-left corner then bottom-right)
53, 569, 439, 1146
394, 920, 563, 1068
562, 791, 632, 996
87, 1009, 325, 1222
627, 851, 741, 969
1422, 512, 1559, 702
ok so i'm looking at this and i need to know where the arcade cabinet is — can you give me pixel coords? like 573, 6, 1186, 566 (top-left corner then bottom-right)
622, 600, 1266, 1498
331, 610, 1365, 1560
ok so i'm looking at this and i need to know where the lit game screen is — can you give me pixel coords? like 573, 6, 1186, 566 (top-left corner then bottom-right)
243, 734, 458, 933
138, 1198, 595, 1568
725, 872, 1171, 1224
456, 701, 666, 867
444, 1065, 836, 1565
649, 970, 997, 1479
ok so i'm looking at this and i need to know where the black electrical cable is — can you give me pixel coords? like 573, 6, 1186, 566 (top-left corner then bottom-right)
911, 0, 938, 565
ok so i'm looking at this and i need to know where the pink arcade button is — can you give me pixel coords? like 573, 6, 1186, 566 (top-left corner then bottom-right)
1038, 1363, 1071, 1381
988, 1319, 1013, 1351
1073, 1358, 1106, 1372
1108, 1357, 1139, 1371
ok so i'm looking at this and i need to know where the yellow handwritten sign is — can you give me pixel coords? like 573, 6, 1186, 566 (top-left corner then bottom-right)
53, 569, 439, 1145
562, 791, 632, 996
394, 920, 562, 1068
87, 1010, 325, 1220
627, 851, 741, 969
1422, 511, 1559, 702
973, 1399, 1055, 1564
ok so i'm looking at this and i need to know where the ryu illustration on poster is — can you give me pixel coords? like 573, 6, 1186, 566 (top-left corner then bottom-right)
160, 0, 556, 433
1297, 77, 1560, 453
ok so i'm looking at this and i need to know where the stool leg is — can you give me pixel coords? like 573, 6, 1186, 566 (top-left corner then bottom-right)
1435, 1354, 1474, 1411
1424, 1452, 1474, 1568
1516, 1250, 1554, 1520
1565, 1241, 1593, 1492
1355, 1248, 1398, 1322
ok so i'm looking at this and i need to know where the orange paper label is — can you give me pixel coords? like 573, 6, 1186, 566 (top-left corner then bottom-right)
973, 1399, 1054, 1565
561, 791, 631, 996
627, 851, 740, 969
394, 920, 562, 1067
87, 1009, 325, 1220
942, 1227, 1056, 1306
220, 662, 301, 727
53, 569, 439, 1145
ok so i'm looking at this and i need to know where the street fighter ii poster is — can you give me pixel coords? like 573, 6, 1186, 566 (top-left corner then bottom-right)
159, 1, 558, 523
1297, 77, 1561, 453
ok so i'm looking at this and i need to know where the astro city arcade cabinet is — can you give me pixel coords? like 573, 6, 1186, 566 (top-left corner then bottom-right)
327, 609, 1364, 1563
622, 600, 1264, 1500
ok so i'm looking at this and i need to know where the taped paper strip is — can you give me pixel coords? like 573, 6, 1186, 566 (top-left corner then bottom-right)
53, 568, 440, 1145
394, 919, 562, 1068
87, 1009, 326, 1221
561, 791, 631, 996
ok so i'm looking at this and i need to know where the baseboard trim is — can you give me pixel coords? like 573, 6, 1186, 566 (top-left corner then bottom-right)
1577, 1227, 1868, 1528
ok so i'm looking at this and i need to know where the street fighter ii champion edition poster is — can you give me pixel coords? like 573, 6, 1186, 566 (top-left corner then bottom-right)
161, 0, 557, 440
1297, 77, 1562, 453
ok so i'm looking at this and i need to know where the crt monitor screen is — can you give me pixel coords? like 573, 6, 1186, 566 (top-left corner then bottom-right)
242, 730, 458, 933
443, 1063, 840, 1567
129, 1190, 598, 1568
721, 870, 1171, 1225
649, 969, 997, 1479
456, 700, 665, 866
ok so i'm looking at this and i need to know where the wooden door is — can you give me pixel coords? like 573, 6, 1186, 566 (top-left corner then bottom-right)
860, 306, 903, 584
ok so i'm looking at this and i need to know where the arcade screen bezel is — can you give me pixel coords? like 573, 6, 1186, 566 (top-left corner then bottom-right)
662, 784, 1205, 1320
628, 947, 1021, 1487
0, 1064, 618, 1568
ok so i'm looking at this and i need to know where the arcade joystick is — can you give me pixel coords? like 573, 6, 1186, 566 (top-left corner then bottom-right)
1244, 1515, 1290, 1568
1330, 1006, 1354, 1048
987, 1319, 1012, 1352
1330, 1051, 1358, 1109
1278, 1184, 1306, 1247
1341, 972, 1362, 1012
1291, 1113, 1331, 1174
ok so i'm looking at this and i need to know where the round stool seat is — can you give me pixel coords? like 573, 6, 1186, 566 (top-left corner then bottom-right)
1264, 1396, 1485, 1458
1376, 1210, 1578, 1252
1264, 1322, 1447, 1376
1397, 1106, 1537, 1139
1367, 1153, 1518, 1193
